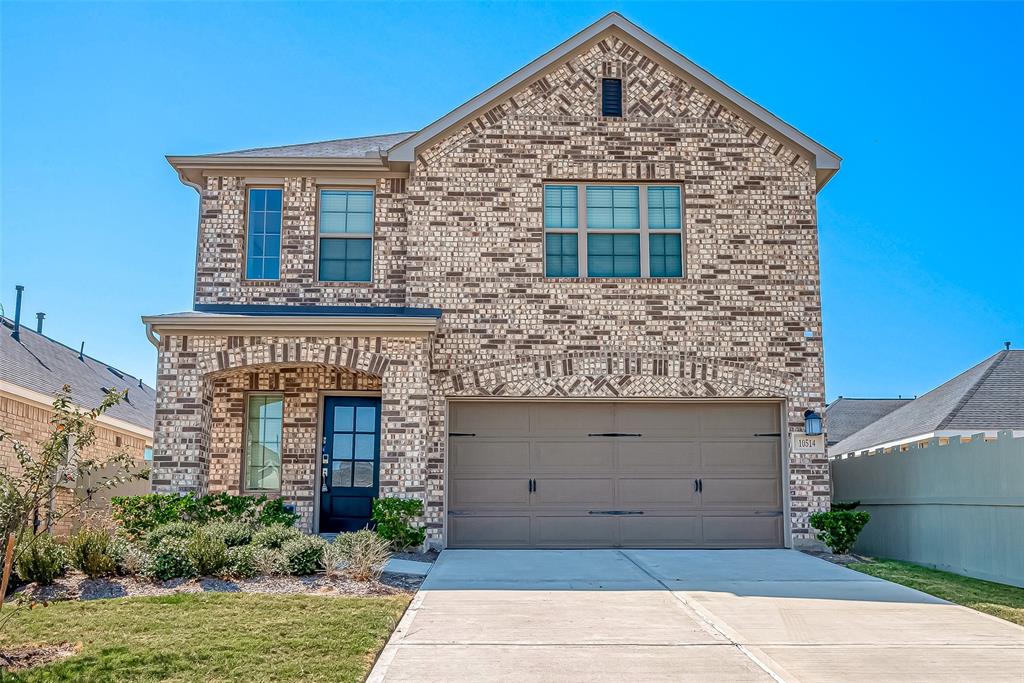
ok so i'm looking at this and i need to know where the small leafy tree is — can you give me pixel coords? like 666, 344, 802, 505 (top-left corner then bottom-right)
809, 508, 871, 554
0, 386, 148, 641
371, 497, 425, 551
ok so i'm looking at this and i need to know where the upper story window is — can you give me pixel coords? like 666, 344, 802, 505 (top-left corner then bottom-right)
245, 393, 283, 492
601, 78, 623, 117
319, 189, 373, 282
245, 188, 282, 280
544, 183, 683, 279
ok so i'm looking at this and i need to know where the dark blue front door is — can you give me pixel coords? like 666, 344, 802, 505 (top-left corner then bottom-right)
320, 396, 381, 533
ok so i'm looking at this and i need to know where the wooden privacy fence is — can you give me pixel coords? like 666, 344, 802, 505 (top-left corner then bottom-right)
832, 431, 1024, 588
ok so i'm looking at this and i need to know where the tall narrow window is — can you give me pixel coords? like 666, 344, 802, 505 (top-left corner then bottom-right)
544, 185, 579, 277
586, 186, 640, 277
647, 186, 683, 277
245, 394, 283, 491
319, 189, 373, 282
601, 78, 623, 117
245, 188, 282, 280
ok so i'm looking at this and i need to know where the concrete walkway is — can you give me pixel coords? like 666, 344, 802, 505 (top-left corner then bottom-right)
368, 549, 1024, 682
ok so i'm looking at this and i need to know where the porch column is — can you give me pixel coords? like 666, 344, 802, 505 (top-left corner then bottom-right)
151, 334, 212, 494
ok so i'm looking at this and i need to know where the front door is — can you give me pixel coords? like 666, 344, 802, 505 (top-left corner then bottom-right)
319, 396, 381, 533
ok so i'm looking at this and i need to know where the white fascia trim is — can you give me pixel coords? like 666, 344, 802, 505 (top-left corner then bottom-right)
830, 429, 1016, 458
388, 12, 841, 186
142, 314, 439, 340
0, 381, 154, 443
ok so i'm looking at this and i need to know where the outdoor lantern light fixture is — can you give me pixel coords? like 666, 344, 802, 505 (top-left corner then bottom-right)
804, 410, 823, 436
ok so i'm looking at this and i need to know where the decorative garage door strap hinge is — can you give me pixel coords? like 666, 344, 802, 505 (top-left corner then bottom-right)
448, 432, 477, 437
587, 432, 643, 437
753, 432, 782, 437
588, 510, 644, 515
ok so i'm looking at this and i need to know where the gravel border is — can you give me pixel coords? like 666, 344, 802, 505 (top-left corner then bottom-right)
800, 548, 874, 567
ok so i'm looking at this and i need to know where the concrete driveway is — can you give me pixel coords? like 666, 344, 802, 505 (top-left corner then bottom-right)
369, 550, 1024, 682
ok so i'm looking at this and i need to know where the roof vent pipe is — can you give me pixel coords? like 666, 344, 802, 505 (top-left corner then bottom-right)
79, 341, 85, 361
1005, 341, 1012, 351
36, 312, 45, 334
12, 285, 24, 341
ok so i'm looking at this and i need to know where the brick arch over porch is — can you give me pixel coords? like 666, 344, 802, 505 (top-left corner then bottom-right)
441, 351, 798, 398
196, 339, 392, 379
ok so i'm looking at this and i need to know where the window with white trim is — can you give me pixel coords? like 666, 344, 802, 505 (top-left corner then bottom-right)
318, 189, 373, 282
244, 393, 283, 491
543, 183, 683, 278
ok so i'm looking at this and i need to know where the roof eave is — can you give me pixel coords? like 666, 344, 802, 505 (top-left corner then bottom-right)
142, 313, 439, 342
165, 155, 400, 191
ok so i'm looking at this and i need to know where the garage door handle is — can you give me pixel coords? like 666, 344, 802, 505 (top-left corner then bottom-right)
587, 432, 642, 437
694, 479, 703, 493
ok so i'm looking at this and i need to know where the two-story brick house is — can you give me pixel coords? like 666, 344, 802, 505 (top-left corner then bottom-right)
145, 13, 840, 549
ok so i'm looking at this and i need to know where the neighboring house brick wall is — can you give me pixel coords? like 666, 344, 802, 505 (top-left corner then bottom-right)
0, 394, 149, 536
154, 32, 829, 543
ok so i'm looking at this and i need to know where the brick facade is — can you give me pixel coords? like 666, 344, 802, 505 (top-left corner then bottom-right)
154, 30, 831, 545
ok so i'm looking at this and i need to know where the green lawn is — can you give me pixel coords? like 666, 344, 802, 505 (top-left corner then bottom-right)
849, 558, 1024, 626
0, 592, 410, 682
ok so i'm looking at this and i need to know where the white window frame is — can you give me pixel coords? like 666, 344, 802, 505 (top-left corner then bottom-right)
543, 181, 684, 279
316, 186, 375, 284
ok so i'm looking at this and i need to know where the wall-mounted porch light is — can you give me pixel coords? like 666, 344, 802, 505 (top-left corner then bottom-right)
804, 410, 823, 436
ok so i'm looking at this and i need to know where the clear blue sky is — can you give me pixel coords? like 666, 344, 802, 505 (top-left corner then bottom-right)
2, 2, 1021, 401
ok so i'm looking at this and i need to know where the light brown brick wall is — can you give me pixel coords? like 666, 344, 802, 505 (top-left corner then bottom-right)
0, 394, 150, 536
155, 31, 830, 544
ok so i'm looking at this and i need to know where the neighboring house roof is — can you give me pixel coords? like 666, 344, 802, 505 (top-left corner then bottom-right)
830, 350, 1024, 455
0, 316, 155, 433
204, 132, 415, 159
824, 397, 913, 446
169, 12, 841, 189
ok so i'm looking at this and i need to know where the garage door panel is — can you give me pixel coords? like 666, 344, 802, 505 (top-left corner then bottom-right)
700, 477, 781, 508
701, 440, 780, 474
530, 403, 614, 435
619, 441, 701, 470
533, 515, 617, 546
700, 403, 779, 436
620, 515, 700, 547
450, 440, 530, 472
619, 478, 699, 506
702, 515, 782, 547
615, 403, 701, 434
452, 402, 530, 435
450, 515, 531, 548
533, 478, 615, 506
450, 477, 530, 507
534, 441, 614, 471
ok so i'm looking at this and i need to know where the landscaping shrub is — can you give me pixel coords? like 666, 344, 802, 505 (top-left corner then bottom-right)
252, 525, 302, 550
112, 493, 298, 538
371, 497, 426, 551
335, 530, 391, 581
148, 537, 197, 580
252, 547, 289, 576
119, 543, 153, 577
205, 520, 254, 548
15, 533, 66, 586
831, 500, 861, 512
319, 540, 347, 579
67, 527, 123, 578
227, 545, 259, 579
186, 528, 229, 576
809, 509, 871, 554
146, 522, 197, 550
282, 535, 328, 576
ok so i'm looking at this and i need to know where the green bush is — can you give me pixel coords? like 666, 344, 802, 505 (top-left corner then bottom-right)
809, 509, 871, 554
281, 535, 327, 576
252, 525, 302, 550
226, 545, 259, 579
252, 547, 289, 576
831, 500, 861, 512
111, 493, 298, 538
15, 534, 67, 586
148, 537, 197, 580
371, 497, 426, 551
146, 522, 197, 550
335, 529, 391, 581
186, 528, 229, 576
67, 528, 123, 578
205, 521, 254, 548
119, 543, 153, 577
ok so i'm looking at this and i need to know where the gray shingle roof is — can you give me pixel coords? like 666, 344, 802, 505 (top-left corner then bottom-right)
824, 398, 913, 446
830, 350, 1024, 455
204, 132, 415, 159
0, 317, 155, 432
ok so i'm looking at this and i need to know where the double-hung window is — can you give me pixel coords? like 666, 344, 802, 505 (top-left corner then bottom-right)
244, 393, 283, 492
245, 188, 282, 280
318, 189, 373, 282
544, 183, 683, 278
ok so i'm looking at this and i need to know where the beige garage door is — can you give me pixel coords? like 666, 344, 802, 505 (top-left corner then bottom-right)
447, 401, 784, 549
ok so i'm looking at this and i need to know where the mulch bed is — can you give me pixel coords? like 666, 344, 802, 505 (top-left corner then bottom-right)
13, 569, 423, 604
800, 548, 874, 567
0, 642, 80, 671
